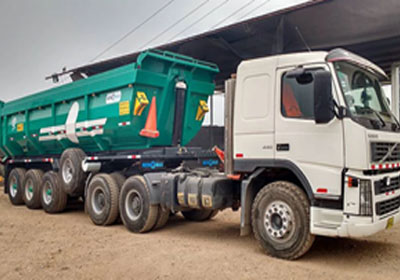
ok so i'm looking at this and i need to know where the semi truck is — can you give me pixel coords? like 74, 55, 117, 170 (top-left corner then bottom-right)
1, 48, 399, 260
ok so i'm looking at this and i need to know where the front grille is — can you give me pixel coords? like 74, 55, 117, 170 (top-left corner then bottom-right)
371, 142, 400, 163
376, 196, 400, 216
374, 176, 400, 194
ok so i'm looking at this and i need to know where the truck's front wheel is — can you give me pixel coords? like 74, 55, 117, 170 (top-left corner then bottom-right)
251, 181, 314, 260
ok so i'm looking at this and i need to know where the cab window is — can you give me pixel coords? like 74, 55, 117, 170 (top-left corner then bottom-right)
281, 70, 320, 119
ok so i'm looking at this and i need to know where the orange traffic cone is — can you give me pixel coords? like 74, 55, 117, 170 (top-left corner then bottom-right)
140, 96, 160, 138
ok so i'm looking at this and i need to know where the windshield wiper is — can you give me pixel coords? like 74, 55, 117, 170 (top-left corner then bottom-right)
364, 107, 386, 128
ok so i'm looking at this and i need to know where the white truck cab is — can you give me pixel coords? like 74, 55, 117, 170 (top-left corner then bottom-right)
230, 48, 400, 256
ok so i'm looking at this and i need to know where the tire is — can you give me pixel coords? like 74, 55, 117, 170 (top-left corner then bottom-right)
119, 176, 158, 233
86, 173, 119, 226
22, 169, 44, 209
251, 181, 315, 260
110, 172, 126, 224
110, 172, 126, 189
153, 207, 170, 230
59, 148, 87, 195
7, 168, 26, 205
41, 171, 68, 214
181, 209, 218, 222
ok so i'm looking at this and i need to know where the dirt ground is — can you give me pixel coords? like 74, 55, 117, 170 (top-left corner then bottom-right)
0, 185, 399, 280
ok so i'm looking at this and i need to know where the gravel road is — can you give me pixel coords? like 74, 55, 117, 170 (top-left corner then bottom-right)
0, 186, 399, 280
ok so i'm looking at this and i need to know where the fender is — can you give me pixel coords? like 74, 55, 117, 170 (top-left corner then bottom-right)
143, 172, 167, 205
235, 159, 315, 236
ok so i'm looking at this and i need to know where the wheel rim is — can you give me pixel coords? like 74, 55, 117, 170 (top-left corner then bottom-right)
264, 201, 295, 243
62, 158, 74, 184
125, 189, 143, 221
9, 176, 18, 197
25, 178, 34, 201
42, 181, 53, 205
91, 186, 106, 215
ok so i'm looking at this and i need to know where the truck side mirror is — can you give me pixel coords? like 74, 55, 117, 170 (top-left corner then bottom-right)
314, 70, 334, 124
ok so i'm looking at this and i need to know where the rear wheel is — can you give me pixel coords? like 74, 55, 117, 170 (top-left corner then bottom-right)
110, 172, 126, 189
7, 168, 26, 205
86, 173, 119, 226
41, 171, 68, 213
59, 148, 87, 195
251, 181, 314, 260
119, 176, 158, 233
154, 207, 170, 230
22, 169, 44, 209
181, 209, 218, 222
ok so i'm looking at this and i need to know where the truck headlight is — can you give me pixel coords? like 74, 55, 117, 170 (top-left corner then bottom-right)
359, 179, 373, 216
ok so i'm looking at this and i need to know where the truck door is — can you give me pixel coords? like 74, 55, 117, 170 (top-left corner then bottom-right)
275, 65, 344, 198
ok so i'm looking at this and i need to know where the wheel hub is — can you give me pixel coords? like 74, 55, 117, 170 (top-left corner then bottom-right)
92, 187, 106, 215
42, 182, 53, 205
265, 201, 294, 241
125, 189, 143, 221
9, 178, 18, 197
25, 179, 34, 201
62, 158, 74, 184
131, 197, 141, 215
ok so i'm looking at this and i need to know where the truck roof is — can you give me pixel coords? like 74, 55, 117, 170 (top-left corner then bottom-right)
238, 51, 328, 70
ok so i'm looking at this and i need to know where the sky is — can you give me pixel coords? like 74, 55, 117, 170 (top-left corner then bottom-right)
0, 0, 310, 103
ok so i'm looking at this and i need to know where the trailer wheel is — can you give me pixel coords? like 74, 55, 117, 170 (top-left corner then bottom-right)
7, 168, 26, 205
181, 209, 218, 222
119, 176, 158, 233
41, 171, 68, 214
110, 172, 126, 223
86, 173, 119, 226
22, 169, 44, 209
110, 172, 126, 189
59, 148, 87, 195
251, 181, 315, 260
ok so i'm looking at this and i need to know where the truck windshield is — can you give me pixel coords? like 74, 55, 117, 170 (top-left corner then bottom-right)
334, 61, 399, 132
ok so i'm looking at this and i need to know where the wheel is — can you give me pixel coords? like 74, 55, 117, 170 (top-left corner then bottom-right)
7, 168, 26, 205
110, 172, 126, 188
59, 148, 87, 195
110, 172, 126, 223
119, 176, 158, 233
181, 209, 218, 221
251, 181, 315, 260
86, 173, 119, 226
22, 169, 44, 209
41, 171, 68, 214
153, 207, 170, 230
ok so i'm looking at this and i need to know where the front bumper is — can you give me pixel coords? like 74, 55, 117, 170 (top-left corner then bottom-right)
311, 168, 400, 238
311, 207, 400, 237
338, 211, 400, 237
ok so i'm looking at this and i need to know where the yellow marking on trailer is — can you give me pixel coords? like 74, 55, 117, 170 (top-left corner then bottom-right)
134, 91, 149, 116
196, 100, 209, 121
119, 101, 130, 116
17, 123, 24, 132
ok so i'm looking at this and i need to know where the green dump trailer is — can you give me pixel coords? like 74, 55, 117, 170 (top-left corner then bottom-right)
0, 50, 218, 158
